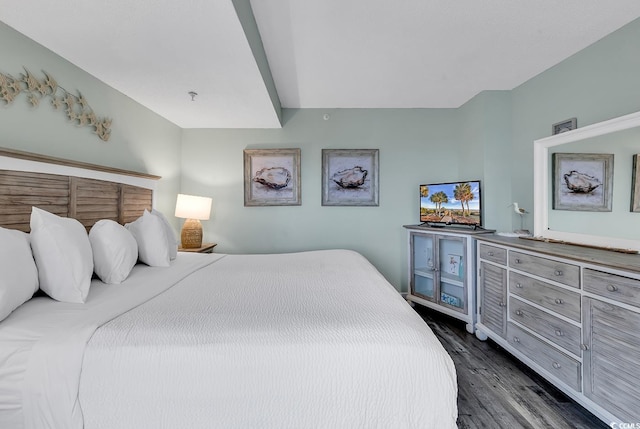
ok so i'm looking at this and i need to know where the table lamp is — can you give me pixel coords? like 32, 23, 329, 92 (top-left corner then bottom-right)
174, 193, 212, 248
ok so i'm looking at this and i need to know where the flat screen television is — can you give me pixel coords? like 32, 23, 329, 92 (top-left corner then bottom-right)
420, 180, 482, 227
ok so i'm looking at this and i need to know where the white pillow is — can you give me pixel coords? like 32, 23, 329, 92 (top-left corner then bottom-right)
29, 207, 94, 303
125, 210, 170, 267
151, 209, 178, 260
89, 220, 138, 284
0, 227, 39, 321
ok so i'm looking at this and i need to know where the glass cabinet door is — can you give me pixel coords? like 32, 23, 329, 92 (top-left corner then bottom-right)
437, 236, 466, 312
411, 233, 435, 301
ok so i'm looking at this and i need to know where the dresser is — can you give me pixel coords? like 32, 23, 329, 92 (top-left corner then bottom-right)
475, 235, 640, 424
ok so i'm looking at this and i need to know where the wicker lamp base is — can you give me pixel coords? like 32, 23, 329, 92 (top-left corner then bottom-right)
180, 218, 203, 248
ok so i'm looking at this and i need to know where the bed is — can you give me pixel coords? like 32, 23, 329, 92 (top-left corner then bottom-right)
0, 149, 458, 429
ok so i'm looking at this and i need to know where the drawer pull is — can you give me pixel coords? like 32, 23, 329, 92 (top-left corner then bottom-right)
606, 284, 618, 292
515, 310, 523, 316
581, 344, 589, 351
487, 251, 494, 256
514, 258, 521, 264
554, 298, 563, 305
554, 270, 563, 276
513, 336, 520, 343
552, 362, 561, 369
515, 283, 523, 289
555, 329, 564, 337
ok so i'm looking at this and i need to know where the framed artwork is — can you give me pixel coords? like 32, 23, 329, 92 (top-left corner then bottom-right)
552, 153, 613, 212
631, 154, 640, 212
322, 149, 379, 206
552, 118, 577, 135
243, 148, 301, 206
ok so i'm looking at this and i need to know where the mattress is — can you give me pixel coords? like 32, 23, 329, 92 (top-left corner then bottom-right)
0, 250, 457, 428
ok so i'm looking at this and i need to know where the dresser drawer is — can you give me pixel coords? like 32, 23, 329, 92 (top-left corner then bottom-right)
509, 272, 581, 321
507, 322, 581, 391
509, 251, 579, 288
479, 243, 507, 265
584, 269, 640, 308
509, 297, 581, 356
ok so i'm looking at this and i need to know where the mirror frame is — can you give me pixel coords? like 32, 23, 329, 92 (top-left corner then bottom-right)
533, 110, 640, 251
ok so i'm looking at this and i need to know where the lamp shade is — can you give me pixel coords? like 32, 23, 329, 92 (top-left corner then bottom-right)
174, 194, 212, 220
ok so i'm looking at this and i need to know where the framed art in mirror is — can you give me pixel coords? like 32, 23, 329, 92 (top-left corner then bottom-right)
552, 153, 613, 212
534, 110, 640, 252
632, 154, 640, 212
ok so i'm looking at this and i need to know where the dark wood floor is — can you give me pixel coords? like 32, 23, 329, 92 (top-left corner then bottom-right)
414, 306, 607, 429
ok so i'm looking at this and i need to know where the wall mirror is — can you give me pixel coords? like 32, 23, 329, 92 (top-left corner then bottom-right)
533, 110, 640, 252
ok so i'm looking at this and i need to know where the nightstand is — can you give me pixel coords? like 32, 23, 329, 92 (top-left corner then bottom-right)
178, 243, 217, 253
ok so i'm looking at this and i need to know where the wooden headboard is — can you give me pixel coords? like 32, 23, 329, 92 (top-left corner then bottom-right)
0, 148, 160, 232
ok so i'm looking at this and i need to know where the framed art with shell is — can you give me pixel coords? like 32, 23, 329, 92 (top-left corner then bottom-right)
243, 148, 301, 206
322, 149, 379, 206
552, 152, 613, 212
631, 154, 640, 212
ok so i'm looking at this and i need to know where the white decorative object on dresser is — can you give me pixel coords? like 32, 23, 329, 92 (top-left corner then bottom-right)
405, 225, 493, 334
476, 234, 640, 425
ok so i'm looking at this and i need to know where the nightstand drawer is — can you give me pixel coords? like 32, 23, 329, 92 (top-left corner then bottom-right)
509, 251, 579, 288
479, 244, 507, 265
509, 272, 581, 321
584, 269, 640, 308
507, 322, 581, 392
509, 297, 581, 356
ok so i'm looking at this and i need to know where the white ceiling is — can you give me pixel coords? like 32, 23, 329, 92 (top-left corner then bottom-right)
1, 0, 640, 129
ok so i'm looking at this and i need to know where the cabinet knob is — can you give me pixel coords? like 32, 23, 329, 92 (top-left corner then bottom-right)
552, 362, 561, 369
513, 336, 520, 343
515, 309, 523, 316
488, 251, 494, 256
581, 344, 589, 351
514, 258, 521, 264
499, 302, 506, 307
555, 329, 564, 337
554, 298, 563, 305
515, 283, 523, 289
554, 270, 563, 276
606, 284, 618, 292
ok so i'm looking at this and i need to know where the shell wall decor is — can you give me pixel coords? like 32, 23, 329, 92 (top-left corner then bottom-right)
0, 67, 111, 141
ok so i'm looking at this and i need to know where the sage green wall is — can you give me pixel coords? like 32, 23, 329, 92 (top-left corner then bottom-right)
182, 18, 640, 292
508, 17, 640, 233
457, 91, 514, 231
4, 15, 640, 292
181, 108, 460, 290
0, 22, 182, 216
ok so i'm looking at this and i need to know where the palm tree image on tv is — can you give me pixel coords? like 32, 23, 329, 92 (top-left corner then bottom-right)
429, 191, 449, 216
420, 181, 481, 225
453, 182, 473, 217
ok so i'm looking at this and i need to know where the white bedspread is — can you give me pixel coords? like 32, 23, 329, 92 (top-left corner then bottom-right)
1, 250, 457, 428
0, 253, 219, 429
